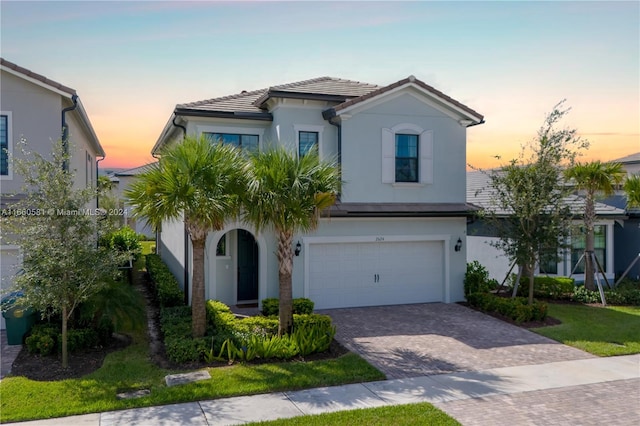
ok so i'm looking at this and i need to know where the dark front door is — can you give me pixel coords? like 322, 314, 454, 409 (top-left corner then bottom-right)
237, 229, 258, 302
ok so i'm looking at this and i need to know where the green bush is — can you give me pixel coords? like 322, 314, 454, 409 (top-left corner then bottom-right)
100, 227, 142, 261
464, 261, 494, 296
25, 325, 58, 356
58, 328, 99, 353
165, 336, 208, 363
261, 298, 279, 316
206, 300, 237, 333
234, 316, 279, 336
466, 292, 548, 323
146, 254, 184, 308
293, 313, 333, 330
517, 276, 575, 299
572, 286, 640, 306
261, 297, 315, 316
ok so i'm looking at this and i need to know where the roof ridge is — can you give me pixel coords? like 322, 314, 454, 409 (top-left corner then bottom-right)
0, 57, 76, 96
180, 87, 266, 108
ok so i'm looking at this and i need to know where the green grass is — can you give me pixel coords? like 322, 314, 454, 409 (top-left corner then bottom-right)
0, 247, 384, 423
0, 332, 383, 423
140, 240, 155, 256
532, 303, 640, 356
247, 403, 460, 425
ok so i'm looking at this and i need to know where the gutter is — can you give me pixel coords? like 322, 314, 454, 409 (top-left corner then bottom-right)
96, 155, 105, 208
466, 119, 486, 128
61, 94, 79, 171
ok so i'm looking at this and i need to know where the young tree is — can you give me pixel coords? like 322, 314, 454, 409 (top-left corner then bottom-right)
125, 135, 246, 337
2, 139, 125, 368
480, 103, 588, 304
243, 147, 340, 335
564, 161, 625, 290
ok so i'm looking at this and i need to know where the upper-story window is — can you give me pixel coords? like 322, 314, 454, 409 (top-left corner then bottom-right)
1, 114, 10, 177
298, 131, 318, 157
395, 134, 418, 182
206, 132, 259, 152
382, 124, 433, 185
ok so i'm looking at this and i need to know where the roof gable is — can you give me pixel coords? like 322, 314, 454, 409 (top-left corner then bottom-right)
1, 57, 76, 98
328, 75, 484, 125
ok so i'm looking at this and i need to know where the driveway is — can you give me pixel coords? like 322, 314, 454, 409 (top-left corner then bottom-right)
319, 303, 595, 379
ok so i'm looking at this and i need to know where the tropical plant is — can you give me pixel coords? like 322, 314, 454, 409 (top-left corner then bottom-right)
564, 161, 625, 290
624, 174, 640, 208
480, 102, 587, 304
243, 146, 341, 335
125, 135, 246, 337
2, 138, 126, 368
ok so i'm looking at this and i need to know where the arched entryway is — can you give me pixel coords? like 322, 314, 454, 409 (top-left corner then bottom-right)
237, 229, 259, 303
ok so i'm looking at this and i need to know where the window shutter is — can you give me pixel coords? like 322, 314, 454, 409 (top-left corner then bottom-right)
381, 128, 395, 183
419, 130, 433, 184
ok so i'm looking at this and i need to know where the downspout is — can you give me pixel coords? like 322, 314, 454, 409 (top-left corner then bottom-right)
170, 114, 190, 305
328, 116, 342, 199
61, 94, 79, 171
96, 155, 105, 209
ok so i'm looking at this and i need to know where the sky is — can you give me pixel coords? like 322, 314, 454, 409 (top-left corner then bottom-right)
1, 0, 638, 170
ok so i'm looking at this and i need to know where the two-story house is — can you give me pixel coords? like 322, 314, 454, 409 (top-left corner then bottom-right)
0, 58, 105, 328
152, 76, 484, 309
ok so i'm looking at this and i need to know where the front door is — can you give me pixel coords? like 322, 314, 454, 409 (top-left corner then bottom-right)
237, 229, 258, 302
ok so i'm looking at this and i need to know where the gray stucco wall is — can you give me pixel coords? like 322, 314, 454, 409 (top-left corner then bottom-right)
340, 93, 467, 204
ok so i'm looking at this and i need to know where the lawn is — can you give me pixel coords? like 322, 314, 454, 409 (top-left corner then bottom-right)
0, 243, 385, 423
532, 303, 640, 356
247, 403, 460, 425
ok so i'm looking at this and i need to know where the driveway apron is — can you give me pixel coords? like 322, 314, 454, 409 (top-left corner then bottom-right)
319, 303, 595, 379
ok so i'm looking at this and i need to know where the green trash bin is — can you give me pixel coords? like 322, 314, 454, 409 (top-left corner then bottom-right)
2, 292, 36, 345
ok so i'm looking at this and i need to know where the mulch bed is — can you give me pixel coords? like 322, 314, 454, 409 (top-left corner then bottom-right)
10, 333, 132, 382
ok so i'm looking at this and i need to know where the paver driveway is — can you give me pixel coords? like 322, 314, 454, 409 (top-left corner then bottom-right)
319, 303, 595, 379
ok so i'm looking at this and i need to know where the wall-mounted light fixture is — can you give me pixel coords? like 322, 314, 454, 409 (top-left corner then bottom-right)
294, 241, 302, 256
454, 238, 462, 252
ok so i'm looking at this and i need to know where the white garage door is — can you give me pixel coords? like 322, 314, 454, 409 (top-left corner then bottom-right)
308, 240, 444, 309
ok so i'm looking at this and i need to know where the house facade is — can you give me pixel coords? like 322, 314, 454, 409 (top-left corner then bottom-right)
0, 58, 105, 329
107, 163, 157, 238
466, 170, 627, 284
152, 76, 483, 309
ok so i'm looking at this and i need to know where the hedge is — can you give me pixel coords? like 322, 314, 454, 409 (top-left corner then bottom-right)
261, 297, 315, 316
145, 254, 184, 308
572, 286, 640, 306
466, 292, 548, 323
516, 276, 575, 300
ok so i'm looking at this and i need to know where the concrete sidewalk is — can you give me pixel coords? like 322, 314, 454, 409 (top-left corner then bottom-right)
12, 354, 640, 426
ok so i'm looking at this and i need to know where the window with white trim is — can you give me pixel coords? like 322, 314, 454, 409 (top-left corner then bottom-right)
381, 124, 433, 184
294, 125, 324, 158
1, 113, 12, 178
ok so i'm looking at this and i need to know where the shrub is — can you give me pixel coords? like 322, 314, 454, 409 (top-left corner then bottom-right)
206, 300, 237, 333
146, 254, 184, 308
466, 292, 547, 323
165, 336, 208, 363
261, 297, 316, 316
235, 316, 279, 336
516, 276, 575, 299
100, 227, 142, 261
464, 261, 493, 296
293, 313, 332, 330
25, 324, 58, 356
572, 286, 640, 306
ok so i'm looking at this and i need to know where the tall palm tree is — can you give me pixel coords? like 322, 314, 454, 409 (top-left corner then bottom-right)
564, 161, 625, 290
244, 147, 341, 335
624, 174, 640, 208
125, 135, 246, 337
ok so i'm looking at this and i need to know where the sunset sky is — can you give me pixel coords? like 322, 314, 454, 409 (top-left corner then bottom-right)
1, 1, 638, 170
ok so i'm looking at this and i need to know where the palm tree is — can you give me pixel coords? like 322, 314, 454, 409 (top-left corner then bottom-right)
564, 161, 625, 290
243, 146, 341, 335
125, 135, 246, 337
624, 174, 640, 208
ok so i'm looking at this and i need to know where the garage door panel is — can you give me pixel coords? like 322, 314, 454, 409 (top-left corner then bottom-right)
308, 240, 444, 309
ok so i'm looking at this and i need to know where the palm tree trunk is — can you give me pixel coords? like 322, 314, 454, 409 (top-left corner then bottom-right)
276, 229, 294, 336
584, 191, 596, 291
191, 238, 207, 338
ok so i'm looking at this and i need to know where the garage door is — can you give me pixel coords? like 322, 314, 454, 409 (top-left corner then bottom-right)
308, 240, 444, 309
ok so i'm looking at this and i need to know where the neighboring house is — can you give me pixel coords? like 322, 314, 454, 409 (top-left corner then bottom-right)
0, 58, 105, 329
107, 162, 157, 238
601, 152, 640, 280
466, 170, 626, 284
152, 75, 484, 309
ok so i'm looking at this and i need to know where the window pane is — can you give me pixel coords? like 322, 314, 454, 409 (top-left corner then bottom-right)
216, 235, 226, 256
395, 134, 418, 182
299, 131, 318, 156
0, 115, 7, 176
571, 225, 606, 273
241, 135, 259, 152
